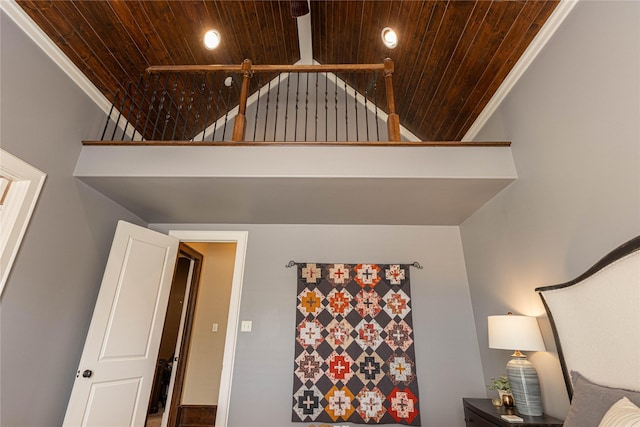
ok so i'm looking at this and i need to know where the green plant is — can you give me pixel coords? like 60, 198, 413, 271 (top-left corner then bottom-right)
487, 376, 511, 392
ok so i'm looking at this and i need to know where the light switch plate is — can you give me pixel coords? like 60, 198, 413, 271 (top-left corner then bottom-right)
241, 320, 252, 332
211, 323, 218, 332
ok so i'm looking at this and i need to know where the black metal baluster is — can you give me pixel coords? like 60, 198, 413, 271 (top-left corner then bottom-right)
354, 72, 359, 141
151, 75, 171, 141
364, 72, 370, 142
111, 82, 131, 140
101, 90, 118, 141
335, 74, 338, 141
295, 72, 300, 141
160, 76, 178, 141
344, 78, 348, 141
182, 73, 198, 141
193, 74, 207, 142
201, 80, 213, 141
253, 74, 262, 142
374, 72, 380, 141
132, 75, 151, 141
325, 71, 328, 142
122, 75, 143, 141
284, 72, 291, 141
212, 84, 222, 141
304, 73, 309, 141
142, 74, 160, 141
171, 72, 188, 140
314, 72, 319, 141
263, 73, 271, 141
273, 73, 281, 141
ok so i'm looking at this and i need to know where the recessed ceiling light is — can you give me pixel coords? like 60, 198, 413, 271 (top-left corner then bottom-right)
204, 29, 221, 50
381, 27, 398, 49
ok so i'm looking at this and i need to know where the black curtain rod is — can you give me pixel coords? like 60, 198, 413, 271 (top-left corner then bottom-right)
285, 261, 423, 269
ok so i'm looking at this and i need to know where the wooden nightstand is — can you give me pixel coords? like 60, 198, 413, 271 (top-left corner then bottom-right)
463, 398, 563, 427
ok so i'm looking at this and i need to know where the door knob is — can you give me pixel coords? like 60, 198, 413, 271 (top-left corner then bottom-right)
82, 369, 93, 378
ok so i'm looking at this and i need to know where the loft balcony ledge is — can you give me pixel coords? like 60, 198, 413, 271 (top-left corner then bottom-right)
82, 140, 510, 147
74, 144, 516, 225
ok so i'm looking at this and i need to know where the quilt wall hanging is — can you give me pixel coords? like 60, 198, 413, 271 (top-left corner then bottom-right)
292, 263, 421, 425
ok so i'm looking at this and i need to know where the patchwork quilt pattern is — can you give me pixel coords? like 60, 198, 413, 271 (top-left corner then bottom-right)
292, 263, 421, 425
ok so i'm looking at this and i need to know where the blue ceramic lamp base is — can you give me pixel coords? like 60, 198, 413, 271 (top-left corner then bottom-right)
506, 356, 543, 416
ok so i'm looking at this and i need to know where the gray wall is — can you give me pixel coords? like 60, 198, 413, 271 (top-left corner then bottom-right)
461, 0, 640, 419
152, 223, 486, 427
0, 12, 146, 427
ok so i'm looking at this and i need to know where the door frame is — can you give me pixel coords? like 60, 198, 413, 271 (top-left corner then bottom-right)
168, 230, 248, 427
163, 244, 204, 427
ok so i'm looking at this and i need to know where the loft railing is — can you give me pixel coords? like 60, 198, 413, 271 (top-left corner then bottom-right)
97, 59, 401, 144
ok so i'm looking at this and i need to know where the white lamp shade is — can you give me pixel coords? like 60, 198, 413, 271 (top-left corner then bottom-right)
488, 315, 545, 352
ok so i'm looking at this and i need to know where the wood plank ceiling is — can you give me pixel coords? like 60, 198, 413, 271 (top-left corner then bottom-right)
16, 0, 558, 142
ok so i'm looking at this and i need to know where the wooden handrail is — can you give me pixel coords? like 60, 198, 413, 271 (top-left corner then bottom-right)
146, 63, 386, 74
83, 140, 512, 147
130, 59, 402, 143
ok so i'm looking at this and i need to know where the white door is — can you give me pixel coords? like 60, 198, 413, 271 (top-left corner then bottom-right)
63, 221, 179, 427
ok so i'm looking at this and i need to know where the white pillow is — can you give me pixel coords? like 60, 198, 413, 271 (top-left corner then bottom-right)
599, 397, 640, 427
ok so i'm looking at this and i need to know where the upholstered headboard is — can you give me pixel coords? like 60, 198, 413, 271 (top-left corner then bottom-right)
536, 236, 640, 399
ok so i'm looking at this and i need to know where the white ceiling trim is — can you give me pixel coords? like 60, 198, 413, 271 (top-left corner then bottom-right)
462, 0, 580, 141
1, 0, 112, 115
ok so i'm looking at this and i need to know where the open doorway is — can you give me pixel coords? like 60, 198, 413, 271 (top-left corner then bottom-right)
150, 230, 247, 427
146, 244, 204, 427
147, 241, 240, 427
170, 241, 237, 427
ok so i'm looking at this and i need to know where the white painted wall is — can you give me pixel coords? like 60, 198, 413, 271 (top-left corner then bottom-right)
152, 223, 486, 427
461, 0, 640, 419
0, 12, 146, 427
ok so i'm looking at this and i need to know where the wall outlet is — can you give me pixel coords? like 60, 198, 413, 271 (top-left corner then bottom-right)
240, 320, 252, 332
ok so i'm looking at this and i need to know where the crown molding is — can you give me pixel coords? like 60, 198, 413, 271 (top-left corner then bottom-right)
462, 0, 579, 142
1, 0, 112, 114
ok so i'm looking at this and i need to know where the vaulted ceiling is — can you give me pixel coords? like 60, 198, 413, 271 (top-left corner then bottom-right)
15, 0, 559, 142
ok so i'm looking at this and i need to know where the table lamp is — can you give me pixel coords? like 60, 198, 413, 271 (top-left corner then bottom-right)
488, 313, 545, 416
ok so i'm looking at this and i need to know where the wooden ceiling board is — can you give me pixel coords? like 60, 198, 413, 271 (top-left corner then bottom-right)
395, 2, 445, 114
422, 1, 524, 137
400, 1, 481, 128
15, 0, 558, 142
17, 0, 113, 97
449, 1, 558, 141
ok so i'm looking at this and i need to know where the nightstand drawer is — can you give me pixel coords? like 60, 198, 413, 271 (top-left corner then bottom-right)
464, 405, 498, 427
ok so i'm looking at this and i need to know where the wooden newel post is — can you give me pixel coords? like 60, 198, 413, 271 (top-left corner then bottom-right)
383, 58, 401, 142
232, 59, 253, 142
